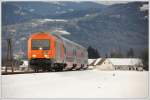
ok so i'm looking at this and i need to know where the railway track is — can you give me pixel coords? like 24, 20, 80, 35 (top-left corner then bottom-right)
2, 68, 90, 75
2, 71, 36, 75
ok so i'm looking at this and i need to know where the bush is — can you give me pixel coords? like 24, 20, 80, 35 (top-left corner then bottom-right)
141, 48, 149, 71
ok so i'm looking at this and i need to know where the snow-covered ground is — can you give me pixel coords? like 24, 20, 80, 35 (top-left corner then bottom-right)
1, 70, 149, 98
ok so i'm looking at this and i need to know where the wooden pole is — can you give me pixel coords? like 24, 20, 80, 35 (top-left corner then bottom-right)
6, 39, 13, 73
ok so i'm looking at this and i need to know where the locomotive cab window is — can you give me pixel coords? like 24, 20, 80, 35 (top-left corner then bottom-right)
31, 39, 50, 50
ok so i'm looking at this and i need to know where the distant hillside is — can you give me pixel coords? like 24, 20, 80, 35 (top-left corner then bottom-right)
2, 3, 40, 25
2, 1, 148, 59
2, 1, 105, 25
64, 2, 148, 56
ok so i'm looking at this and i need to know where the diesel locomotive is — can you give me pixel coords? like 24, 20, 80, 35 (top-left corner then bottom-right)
28, 32, 88, 72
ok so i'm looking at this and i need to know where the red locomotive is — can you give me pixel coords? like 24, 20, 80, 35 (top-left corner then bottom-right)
28, 32, 88, 72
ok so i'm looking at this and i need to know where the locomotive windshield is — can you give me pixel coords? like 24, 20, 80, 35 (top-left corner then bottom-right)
32, 39, 50, 50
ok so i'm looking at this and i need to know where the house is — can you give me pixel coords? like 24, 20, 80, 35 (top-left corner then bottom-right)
110, 58, 143, 71
95, 58, 143, 71
20, 60, 28, 71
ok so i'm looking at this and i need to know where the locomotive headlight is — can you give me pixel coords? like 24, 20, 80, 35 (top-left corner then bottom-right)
44, 54, 49, 58
39, 47, 43, 50
32, 54, 36, 58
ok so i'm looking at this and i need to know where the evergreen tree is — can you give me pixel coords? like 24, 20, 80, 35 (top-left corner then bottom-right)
127, 48, 134, 58
110, 50, 124, 58
87, 46, 100, 59
95, 49, 100, 58
105, 53, 108, 58
141, 48, 148, 71
110, 51, 116, 58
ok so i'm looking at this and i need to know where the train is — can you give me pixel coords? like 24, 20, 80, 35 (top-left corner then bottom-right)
28, 32, 88, 72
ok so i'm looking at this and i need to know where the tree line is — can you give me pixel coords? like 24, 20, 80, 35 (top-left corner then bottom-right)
87, 46, 136, 58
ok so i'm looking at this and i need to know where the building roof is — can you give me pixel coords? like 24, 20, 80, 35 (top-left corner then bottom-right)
88, 59, 96, 65
97, 58, 106, 65
88, 59, 97, 66
89, 58, 143, 66
22, 60, 28, 66
108, 58, 143, 66
94, 58, 102, 66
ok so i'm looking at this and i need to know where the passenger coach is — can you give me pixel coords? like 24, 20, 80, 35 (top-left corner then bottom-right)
28, 32, 88, 72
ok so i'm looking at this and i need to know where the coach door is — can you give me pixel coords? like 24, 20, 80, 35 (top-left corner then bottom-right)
55, 40, 61, 63
73, 47, 77, 63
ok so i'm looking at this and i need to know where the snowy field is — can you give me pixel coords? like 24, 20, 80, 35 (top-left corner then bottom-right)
1, 69, 149, 98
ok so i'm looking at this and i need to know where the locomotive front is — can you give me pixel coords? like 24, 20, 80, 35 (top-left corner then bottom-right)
28, 33, 56, 71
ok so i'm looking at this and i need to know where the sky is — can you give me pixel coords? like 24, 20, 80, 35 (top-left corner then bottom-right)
1, 0, 148, 5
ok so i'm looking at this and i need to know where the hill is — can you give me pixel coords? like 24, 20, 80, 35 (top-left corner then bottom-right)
2, 1, 148, 59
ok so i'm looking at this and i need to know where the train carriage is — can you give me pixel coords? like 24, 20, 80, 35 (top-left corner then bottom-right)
28, 32, 88, 72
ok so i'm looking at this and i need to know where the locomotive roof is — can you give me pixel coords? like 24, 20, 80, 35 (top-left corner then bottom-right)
30, 32, 52, 37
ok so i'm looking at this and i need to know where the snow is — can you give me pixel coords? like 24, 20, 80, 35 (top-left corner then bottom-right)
144, 16, 148, 19
38, 19, 68, 24
14, 10, 20, 14
52, 29, 71, 35
2, 70, 148, 98
110, 14, 121, 18
20, 37, 26, 41
56, 30, 70, 35
29, 9, 35, 12
14, 10, 26, 16
53, 19, 68, 22
68, 9, 74, 12
140, 4, 149, 11
31, 23, 38, 27
85, 14, 90, 17
57, 11, 67, 14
